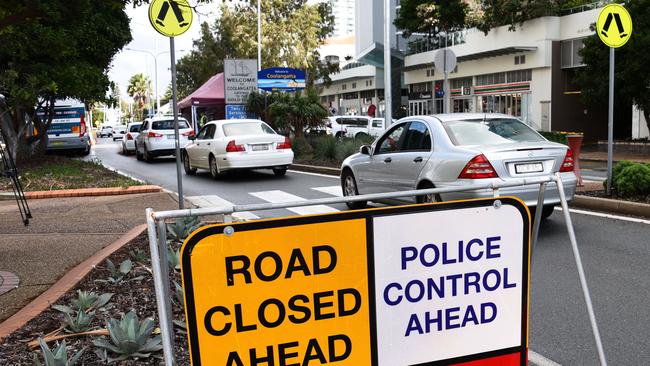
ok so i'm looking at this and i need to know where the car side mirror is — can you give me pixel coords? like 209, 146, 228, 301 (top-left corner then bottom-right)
360, 145, 371, 155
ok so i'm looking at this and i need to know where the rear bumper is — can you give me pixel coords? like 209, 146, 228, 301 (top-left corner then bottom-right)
436, 172, 577, 207
219, 151, 294, 171
124, 140, 136, 151
47, 136, 90, 151
147, 139, 189, 154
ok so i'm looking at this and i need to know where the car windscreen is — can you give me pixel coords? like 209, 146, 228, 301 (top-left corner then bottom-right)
129, 124, 142, 132
152, 120, 189, 130
223, 122, 275, 136
441, 118, 545, 146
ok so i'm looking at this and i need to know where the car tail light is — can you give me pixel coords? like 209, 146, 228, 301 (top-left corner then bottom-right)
79, 115, 86, 137
148, 131, 163, 138
182, 130, 195, 137
458, 154, 498, 179
226, 140, 245, 152
277, 136, 292, 149
126, 133, 133, 140
560, 149, 574, 172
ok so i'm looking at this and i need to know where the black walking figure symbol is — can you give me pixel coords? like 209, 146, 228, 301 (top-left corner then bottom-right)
156, 0, 189, 28
601, 12, 627, 38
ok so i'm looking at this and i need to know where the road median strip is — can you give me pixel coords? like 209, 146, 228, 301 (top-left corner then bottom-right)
0, 185, 162, 200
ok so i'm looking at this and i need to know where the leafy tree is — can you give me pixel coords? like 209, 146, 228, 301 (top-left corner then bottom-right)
127, 74, 151, 121
394, 0, 468, 39
247, 89, 327, 137
574, 0, 650, 133
0, 1, 131, 161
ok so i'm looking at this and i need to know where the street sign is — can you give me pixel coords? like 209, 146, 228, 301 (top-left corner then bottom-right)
434, 48, 457, 74
224, 59, 259, 104
148, 0, 193, 37
225, 105, 255, 120
258, 68, 306, 92
181, 198, 530, 366
597, 4, 632, 48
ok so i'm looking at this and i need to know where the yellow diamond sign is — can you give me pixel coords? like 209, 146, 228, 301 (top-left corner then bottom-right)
149, 0, 193, 37
597, 4, 632, 48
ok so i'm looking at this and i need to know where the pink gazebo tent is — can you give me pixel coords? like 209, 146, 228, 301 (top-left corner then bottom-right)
178, 73, 226, 130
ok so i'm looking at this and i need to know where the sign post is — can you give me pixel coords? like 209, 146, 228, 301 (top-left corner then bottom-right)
149, 0, 194, 211
434, 49, 457, 114
180, 199, 531, 365
596, 4, 632, 195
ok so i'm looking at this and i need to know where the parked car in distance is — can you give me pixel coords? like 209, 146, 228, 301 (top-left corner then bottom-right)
327, 116, 389, 139
182, 119, 293, 178
134, 116, 194, 162
38, 99, 91, 155
98, 125, 113, 138
112, 124, 127, 141
121, 122, 142, 155
340, 113, 577, 219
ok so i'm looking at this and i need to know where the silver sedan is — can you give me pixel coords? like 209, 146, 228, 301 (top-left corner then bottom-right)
340, 113, 577, 219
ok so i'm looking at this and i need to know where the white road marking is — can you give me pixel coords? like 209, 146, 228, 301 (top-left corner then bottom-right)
250, 190, 339, 215
529, 350, 563, 366
582, 175, 604, 182
288, 169, 339, 179
187, 195, 260, 221
557, 207, 650, 225
312, 185, 343, 197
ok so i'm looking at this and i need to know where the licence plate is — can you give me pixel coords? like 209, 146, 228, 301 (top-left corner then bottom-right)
167, 135, 176, 140
515, 162, 543, 174
51, 141, 65, 146
251, 144, 269, 151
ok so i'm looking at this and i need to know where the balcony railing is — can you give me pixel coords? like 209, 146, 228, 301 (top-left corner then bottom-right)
406, 29, 476, 56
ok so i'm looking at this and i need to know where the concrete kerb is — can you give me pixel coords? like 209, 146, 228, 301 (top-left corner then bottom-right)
0, 224, 147, 341
0, 185, 163, 200
288, 164, 650, 219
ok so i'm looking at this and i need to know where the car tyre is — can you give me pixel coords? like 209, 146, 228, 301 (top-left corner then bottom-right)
416, 181, 442, 204
135, 144, 143, 161
183, 151, 197, 175
144, 144, 154, 163
81, 144, 91, 156
209, 155, 221, 179
541, 205, 555, 220
273, 167, 287, 176
341, 170, 367, 209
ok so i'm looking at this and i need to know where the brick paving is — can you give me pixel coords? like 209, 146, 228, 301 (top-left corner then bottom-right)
0, 272, 19, 296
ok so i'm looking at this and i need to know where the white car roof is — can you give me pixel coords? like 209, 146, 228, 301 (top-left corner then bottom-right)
207, 119, 266, 126
419, 113, 520, 122
145, 116, 188, 122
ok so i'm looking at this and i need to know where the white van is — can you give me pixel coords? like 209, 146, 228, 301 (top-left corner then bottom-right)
326, 116, 388, 139
39, 99, 90, 155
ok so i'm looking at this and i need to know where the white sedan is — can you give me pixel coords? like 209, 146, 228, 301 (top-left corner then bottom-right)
182, 119, 293, 178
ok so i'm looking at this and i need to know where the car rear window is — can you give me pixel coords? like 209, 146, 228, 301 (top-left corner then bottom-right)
129, 124, 142, 132
223, 122, 275, 136
152, 120, 189, 130
442, 118, 545, 146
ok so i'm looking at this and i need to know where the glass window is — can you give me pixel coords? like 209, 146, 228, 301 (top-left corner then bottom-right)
197, 124, 215, 140
129, 124, 142, 132
372, 119, 384, 128
403, 121, 432, 151
442, 118, 545, 146
377, 124, 407, 154
223, 122, 275, 136
140, 122, 148, 131
152, 120, 189, 130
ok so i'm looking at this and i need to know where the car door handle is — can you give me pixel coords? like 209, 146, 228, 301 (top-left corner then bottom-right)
413, 156, 423, 163
384, 157, 392, 163
206, 143, 211, 146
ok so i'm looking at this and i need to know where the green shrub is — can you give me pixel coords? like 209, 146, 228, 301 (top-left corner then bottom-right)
291, 136, 314, 160
313, 136, 338, 161
604, 160, 639, 191
613, 163, 650, 197
538, 131, 568, 145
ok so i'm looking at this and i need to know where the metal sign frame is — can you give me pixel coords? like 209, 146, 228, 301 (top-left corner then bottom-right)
145, 174, 608, 366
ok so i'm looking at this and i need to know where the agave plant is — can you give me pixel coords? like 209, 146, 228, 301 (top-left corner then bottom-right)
172, 281, 184, 308
166, 216, 201, 245
52, 290, 113, 314
92, 311, 163, 362
62, 309, 96, 333
129, 249, 149, 264
167, 248, 181, 272
34, 339, 84, 366
98, 259, 143, 284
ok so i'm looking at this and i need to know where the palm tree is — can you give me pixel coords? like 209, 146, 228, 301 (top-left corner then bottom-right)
127, 73, 151, 121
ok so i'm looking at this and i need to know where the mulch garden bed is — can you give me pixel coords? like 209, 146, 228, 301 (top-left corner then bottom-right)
0, 233, 190, 365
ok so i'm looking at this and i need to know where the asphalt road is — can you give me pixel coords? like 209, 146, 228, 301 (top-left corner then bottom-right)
91, 138, 649, 365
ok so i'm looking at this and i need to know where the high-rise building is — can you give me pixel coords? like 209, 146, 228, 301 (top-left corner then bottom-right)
329, 0, 355, 39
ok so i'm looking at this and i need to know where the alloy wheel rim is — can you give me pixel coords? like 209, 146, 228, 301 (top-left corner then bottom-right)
344, 176, 356, 196
211, 159, 217, 176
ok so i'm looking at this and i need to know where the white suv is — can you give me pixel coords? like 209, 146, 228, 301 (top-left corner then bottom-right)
134, 117, 194, 162
327, 116, 387, 139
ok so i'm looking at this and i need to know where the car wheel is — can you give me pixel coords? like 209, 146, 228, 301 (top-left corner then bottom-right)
355, 132, 369, 140
335, 132, 344, 139
209, 155, 221, 179
135, 144, 143, 161
273, 167, 287, 176
144, 144, 154, 163
81, 144, 91, 156
183, 151, 197, 175
341, 170, 367, 209
416, 181, 442, 204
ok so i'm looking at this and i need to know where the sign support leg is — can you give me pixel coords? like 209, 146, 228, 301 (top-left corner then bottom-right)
530, 182, 548, 259
146, 210, 175, 366
555, 174, 608, 366
606, 48, 614, 195
170, 37, 184, 209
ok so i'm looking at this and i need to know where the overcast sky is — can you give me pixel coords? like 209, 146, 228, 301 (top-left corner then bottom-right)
108, 3, 219, 102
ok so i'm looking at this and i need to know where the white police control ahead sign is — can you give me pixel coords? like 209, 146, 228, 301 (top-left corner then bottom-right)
181, 197, 530, 366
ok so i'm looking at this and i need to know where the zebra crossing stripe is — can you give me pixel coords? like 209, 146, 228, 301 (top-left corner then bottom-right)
311, 185, 343, 197
186, 195, 260, 221
249, 190, 339, 215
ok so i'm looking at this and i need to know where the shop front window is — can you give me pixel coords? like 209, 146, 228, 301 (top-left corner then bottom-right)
453, 98, 473, 113
478, 93, 529, 118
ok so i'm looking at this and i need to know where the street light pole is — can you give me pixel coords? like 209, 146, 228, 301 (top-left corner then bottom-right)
383, 0, 392, 126
257, 0, 262, 71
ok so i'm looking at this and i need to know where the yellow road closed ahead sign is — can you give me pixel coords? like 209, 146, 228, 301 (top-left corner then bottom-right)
597, 4, 632, 48
148, 0, 193, 37
181, 198, 532, 366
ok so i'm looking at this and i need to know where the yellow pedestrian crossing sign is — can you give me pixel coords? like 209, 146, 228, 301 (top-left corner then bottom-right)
597, 4, 632, 48
149, 0, 193, 37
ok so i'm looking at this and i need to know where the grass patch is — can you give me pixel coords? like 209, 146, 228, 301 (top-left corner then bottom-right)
1, 156, 143, 192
